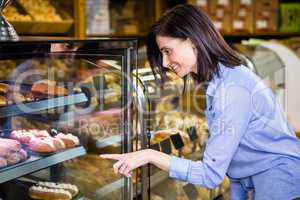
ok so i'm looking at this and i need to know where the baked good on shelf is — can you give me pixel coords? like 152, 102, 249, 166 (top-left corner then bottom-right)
31, 81, 68, 96
0, 95, 7, 107
55, 133, 79, 148
0, 138, 21, 153
28, 186, 72, 200
32, 130, 50, 138
50, 138, 66, 150
0, 157, 7, 168
37, 182, 79, 197
10, 130, 35, 144
0, 83, 9, 94
3, 5, 32, 21
28, 137, 56, 153
5, 152, 21, 165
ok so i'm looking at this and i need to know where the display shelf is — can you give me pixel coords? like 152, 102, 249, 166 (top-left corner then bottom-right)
0, 93, 88, 119
0, 146, 86, 184
96, 134, 122, 149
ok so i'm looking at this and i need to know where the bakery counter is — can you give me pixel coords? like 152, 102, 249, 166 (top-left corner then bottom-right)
0, 146, 86, 184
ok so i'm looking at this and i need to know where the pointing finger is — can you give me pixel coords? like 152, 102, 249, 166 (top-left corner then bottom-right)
113, 159, 124, 174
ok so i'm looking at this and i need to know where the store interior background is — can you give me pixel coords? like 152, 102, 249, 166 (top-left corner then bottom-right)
1, 0, 300, 200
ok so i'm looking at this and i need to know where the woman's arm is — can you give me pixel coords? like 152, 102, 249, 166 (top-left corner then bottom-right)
100, 149, 171, 177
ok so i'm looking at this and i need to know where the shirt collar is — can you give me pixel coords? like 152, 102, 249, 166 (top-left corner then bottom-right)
206, 63, 230, 96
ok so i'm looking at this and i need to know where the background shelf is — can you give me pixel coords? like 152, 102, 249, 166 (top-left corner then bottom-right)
0, 93, 88, 118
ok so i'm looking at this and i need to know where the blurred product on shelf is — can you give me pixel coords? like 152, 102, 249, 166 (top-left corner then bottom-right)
10, 129, 80, 153
35, 181, 79, 197
0, 83, 10, 94
254, 0, 279, 33
232, 0, 254, 33
17, 0, 62, 21
0, 96, 7, 107
86, 0, 110, 35
279, 3, 300, 33
188, 0, 209, 13
2, 4, 31, 21
209, 0, 233, 34
29, 185, 72, 200
0, 138, 28, 167
62, 154, 120, 199
0, 61, 16, 80
31, 80, 69, 96
28, 137, 57, 153
55, 133, 80, 149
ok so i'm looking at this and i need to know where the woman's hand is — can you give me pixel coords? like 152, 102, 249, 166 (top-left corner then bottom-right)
100, 149, 152, 178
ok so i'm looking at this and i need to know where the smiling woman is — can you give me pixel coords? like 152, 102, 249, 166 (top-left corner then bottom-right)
101, 4, 300, 200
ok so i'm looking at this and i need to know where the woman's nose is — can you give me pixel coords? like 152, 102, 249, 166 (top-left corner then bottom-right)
162, 55, 170, 68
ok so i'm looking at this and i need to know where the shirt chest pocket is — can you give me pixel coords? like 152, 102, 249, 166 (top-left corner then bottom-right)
205, 96, 216, 126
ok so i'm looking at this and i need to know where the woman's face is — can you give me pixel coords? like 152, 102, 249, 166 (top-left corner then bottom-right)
156, 35, 198, 77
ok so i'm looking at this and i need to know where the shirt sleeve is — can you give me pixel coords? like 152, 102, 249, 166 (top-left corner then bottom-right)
169, 83, 252, 188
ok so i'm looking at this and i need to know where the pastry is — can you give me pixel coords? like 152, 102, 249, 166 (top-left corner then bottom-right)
32, 82, 68, 96
56, 133, 79, 148
50, 138, 65, 150
28, 137, 56, 153
28, 186, 72, 200
0, 138, 21, 153
0, 83, 9, 94
0, 157, 7, 168
0, 95, 7, 107
10, 130, 35, 144
37, 182, 79, 197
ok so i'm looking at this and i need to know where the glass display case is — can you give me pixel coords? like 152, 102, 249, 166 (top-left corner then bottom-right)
233, 37, 300, 132
0, 38, 149, 200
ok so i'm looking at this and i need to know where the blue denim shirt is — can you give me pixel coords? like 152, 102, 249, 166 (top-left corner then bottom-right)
169, 63, 300, 189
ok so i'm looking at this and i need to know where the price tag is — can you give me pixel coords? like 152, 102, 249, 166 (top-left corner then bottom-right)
241, 0, 252, 6
238, 9, 247, 18
216, 9, 224, 18
187, 127, 198, 141
213, 21, 223, 30
218, 0, 229, 6
233, 20, 245, 30
196, 0, 207, 7
170, 133, 184, 150
160, 138, 172, 154
182, 183, 199, 200
256, 20, 268, 29
150, 143, 160, 151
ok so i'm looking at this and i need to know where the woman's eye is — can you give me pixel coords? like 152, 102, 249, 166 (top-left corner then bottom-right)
163, 49, 171, 55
